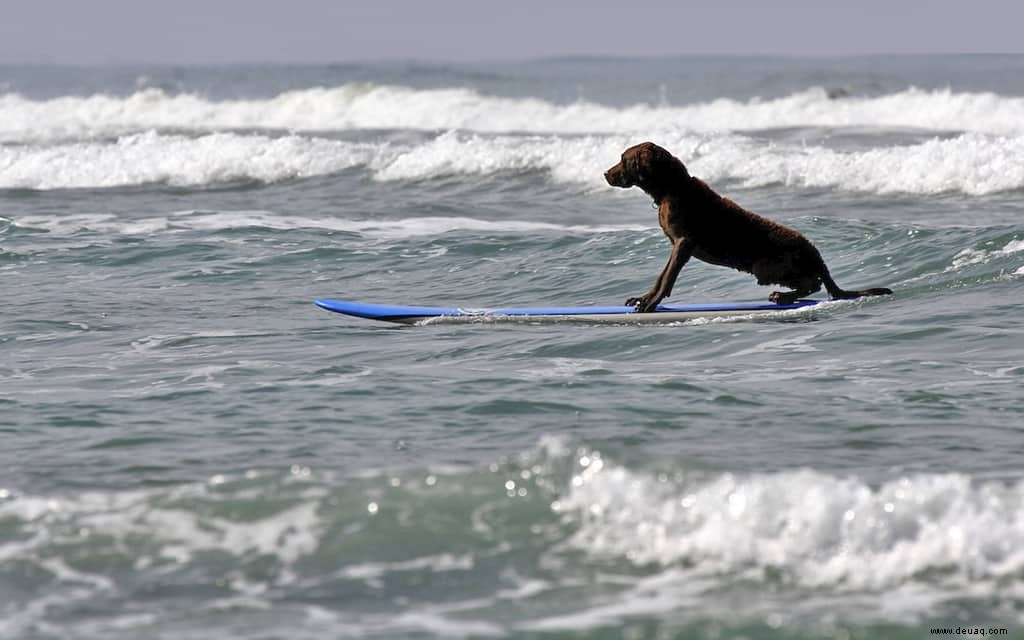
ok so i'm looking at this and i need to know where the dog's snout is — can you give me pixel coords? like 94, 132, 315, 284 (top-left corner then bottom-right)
604, 164, 624, 187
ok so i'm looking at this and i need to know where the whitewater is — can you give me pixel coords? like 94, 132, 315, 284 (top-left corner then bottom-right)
5, 84, 1024, 139
3, 84, 1024, 195
3, 57, 1024, 639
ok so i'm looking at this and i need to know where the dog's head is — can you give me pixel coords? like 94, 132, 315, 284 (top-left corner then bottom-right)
604, 142, 688, 197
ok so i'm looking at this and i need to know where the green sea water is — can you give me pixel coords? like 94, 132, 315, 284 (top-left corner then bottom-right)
2, 57, 1024, 638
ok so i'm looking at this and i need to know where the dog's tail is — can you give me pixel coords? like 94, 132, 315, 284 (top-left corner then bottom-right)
819, 258, 893, 300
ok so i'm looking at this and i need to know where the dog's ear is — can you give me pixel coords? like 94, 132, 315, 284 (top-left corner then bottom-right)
635, 160, 648, 184
648, 145, 689, 180
624, 149, 648, 184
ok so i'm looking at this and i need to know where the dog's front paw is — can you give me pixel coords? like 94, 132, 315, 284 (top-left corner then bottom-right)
628, 295, 660, 313
637, 299, 661, 313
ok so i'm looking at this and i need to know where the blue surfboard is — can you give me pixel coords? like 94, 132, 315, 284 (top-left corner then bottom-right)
313, 298, 821, 324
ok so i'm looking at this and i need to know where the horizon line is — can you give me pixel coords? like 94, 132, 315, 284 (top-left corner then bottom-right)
2, 51, 1022, 68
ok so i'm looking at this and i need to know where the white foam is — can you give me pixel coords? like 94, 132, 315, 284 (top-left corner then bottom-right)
0, 483, 326, 570
7, 129, 1023, 195
556, 457, 1024, 595
3, 455, 1023, 633
10, 210, 650, 238
689, 132, 1024, 196
338, 552, 475, 580
376, 130, 1024, 196
950, 238, 1024, 270
0, 131, 384, 189
387, 611, 503, 638
373, 129, 623, 185
6, 85, 1024, 143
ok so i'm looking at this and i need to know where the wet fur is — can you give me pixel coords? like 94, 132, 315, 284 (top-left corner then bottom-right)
604, 142, 892, 312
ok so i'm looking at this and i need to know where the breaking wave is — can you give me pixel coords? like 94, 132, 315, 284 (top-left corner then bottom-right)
4, 85, 1024, 143
3, 129, 1023, 195
2, 439, 1023, 637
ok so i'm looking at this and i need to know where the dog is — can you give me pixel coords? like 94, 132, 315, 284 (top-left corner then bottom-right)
604, 142, 892, 312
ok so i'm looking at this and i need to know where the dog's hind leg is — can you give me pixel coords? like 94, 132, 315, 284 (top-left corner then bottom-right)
769, 286, 819, 305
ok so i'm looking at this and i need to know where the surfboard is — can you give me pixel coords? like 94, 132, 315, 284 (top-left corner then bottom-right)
313, 297, 822, 325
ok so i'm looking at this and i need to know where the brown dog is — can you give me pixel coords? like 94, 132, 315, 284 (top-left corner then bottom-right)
604, 142, 892, 312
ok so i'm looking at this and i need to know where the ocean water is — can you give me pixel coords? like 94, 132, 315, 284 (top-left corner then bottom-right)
2, 56, 1024, 639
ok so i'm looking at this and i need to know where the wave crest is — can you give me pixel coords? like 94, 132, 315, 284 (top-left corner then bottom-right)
5, 85, 1024, 143
558, 456, 1024, 592
6, 129, 1021, 196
